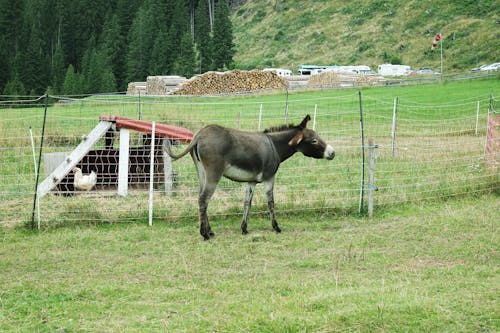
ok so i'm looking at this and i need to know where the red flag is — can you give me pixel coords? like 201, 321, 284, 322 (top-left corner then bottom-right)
430, 33, 442, 53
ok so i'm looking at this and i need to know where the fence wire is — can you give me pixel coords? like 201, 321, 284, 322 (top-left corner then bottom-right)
0, 89, 498, 228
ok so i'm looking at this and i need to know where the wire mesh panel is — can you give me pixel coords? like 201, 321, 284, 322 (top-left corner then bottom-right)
0, 87, 498, 228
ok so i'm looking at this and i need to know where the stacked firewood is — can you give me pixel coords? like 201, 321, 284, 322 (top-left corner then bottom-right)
146, 76, 188, 95
173, 70, 289, 95
127, 82, 147, 95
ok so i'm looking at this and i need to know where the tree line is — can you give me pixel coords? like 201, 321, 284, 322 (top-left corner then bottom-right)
0, 0, 235, 96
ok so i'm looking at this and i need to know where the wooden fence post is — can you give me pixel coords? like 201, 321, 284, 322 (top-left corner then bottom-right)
367, 138, 378, 218
391, 97, 398, 157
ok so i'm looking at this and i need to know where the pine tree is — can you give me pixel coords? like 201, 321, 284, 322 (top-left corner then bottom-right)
51, 46, 66, 94
100, 13, 125, 90
126, 4, 155, 82
194, 0, 213, 73
174, 32, 196, 78
0, 0, 24, 92
62, 64, 84, 95
3, 75, 26, 96
150, 29, 175, 75
212, 0, 234, 71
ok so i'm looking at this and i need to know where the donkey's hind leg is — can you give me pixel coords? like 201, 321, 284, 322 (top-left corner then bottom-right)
241, 182, 256, 235
192, 151, 222, 240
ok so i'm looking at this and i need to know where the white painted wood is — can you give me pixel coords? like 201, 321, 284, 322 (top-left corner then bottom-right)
148, 122, 156, 226
117, 128, 130, 196
162, 139, 173, 195
37, 121, 112, 197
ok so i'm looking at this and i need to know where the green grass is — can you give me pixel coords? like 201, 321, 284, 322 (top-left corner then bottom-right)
0, 193, 498, 331
1, 78, 499, 227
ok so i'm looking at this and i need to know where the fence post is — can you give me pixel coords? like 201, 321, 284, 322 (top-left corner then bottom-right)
391, 97, 398, 157
313, 104, 317, 130
29, 127, 41, 229
117, 128, 130, 196
258, 104, 263, 130
30, 94, 48, 229
367, 138, 378, 218
475, 101, 480, 135
148, 121, 156, 227
284, 88, 289, 123
235, 112, 241, 129
358, 91, 365, 215
138, 90, 142, 120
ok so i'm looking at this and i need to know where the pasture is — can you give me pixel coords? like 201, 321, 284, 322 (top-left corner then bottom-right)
1, 78, 499, 228
0, 78, 499, 331
0, 194, 498, 331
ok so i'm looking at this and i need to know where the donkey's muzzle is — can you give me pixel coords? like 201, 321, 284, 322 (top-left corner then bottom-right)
324, 145, 335, 160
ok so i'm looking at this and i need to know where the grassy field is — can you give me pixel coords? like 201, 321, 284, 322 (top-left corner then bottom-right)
0, 78, 499, 331
1, 78, 499, 228
0, 192, 498, 332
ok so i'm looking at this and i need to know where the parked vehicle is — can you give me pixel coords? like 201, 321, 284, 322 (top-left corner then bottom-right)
377, 64, 411, 76
470, 64, 489, 72
479, 63, 500, 71
414, 67, 440, 75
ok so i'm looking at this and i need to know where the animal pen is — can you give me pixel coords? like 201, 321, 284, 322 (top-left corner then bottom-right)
0, 87, 498, 229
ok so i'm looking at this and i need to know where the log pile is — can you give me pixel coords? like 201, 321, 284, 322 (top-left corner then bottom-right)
308, 71, 385, 87
173, 70, 289, 95
146, 76, 187, 95
127, 82, 147, 95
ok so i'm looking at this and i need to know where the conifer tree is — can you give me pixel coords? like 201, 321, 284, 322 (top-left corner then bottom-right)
150, 29, 175, 75
126, 4, 155, 82
212, 0, 234, 70
51, 46, 66, 94
174, 32, 196, 78
62, 64, 84, 95
194, 0, 213, 73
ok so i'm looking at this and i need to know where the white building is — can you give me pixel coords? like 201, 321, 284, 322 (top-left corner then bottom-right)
377, 64, 411, 76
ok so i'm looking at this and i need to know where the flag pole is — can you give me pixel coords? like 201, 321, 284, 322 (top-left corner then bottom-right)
440, 31, 443, 81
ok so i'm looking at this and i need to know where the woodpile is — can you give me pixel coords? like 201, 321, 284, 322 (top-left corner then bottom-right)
173, 70, 289, 95
127, 82, 147, 95
146, 76, 187, 95
308, 71, 385, 87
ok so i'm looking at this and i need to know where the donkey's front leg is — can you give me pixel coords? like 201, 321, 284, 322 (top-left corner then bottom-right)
241, 183, 256, 235
264, 178, 281, 233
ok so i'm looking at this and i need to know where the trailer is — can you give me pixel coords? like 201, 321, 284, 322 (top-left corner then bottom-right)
377, 64, 411, 76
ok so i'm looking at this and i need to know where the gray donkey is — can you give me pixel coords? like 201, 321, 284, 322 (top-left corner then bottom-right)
164, 115, 335, 240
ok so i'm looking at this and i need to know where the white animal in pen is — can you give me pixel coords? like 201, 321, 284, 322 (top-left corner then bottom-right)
72, 167, 97, 191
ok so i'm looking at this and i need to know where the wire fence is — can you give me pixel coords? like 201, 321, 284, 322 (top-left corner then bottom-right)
0, 88, 498, 229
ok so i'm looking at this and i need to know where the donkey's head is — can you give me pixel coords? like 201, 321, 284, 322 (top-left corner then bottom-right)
288, 115, 335, 160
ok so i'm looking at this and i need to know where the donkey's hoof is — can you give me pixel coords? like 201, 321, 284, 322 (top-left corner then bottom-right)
273, 226, 282, 233
242, 229, 248, 235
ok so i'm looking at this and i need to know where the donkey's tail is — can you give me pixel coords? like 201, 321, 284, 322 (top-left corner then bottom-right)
163, 137, 198, 160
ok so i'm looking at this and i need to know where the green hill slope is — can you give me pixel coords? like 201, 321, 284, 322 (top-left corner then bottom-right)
230, 0, 500, 73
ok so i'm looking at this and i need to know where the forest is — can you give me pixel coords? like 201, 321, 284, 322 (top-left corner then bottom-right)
0, 0, 234, 96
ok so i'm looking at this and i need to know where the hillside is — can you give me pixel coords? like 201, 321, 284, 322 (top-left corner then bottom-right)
230, 0, 500, 73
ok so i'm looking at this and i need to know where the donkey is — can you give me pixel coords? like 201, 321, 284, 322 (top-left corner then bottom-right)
164, 115, 335, 240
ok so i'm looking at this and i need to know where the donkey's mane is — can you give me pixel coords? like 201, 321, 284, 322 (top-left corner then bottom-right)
263, 123, 298, 133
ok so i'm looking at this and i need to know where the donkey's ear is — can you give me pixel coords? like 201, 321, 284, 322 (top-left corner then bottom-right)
288, 132, 304, 146
300, 114, 311, 128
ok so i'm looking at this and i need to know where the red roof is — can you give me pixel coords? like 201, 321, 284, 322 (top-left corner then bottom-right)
100, 115, 193, 143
